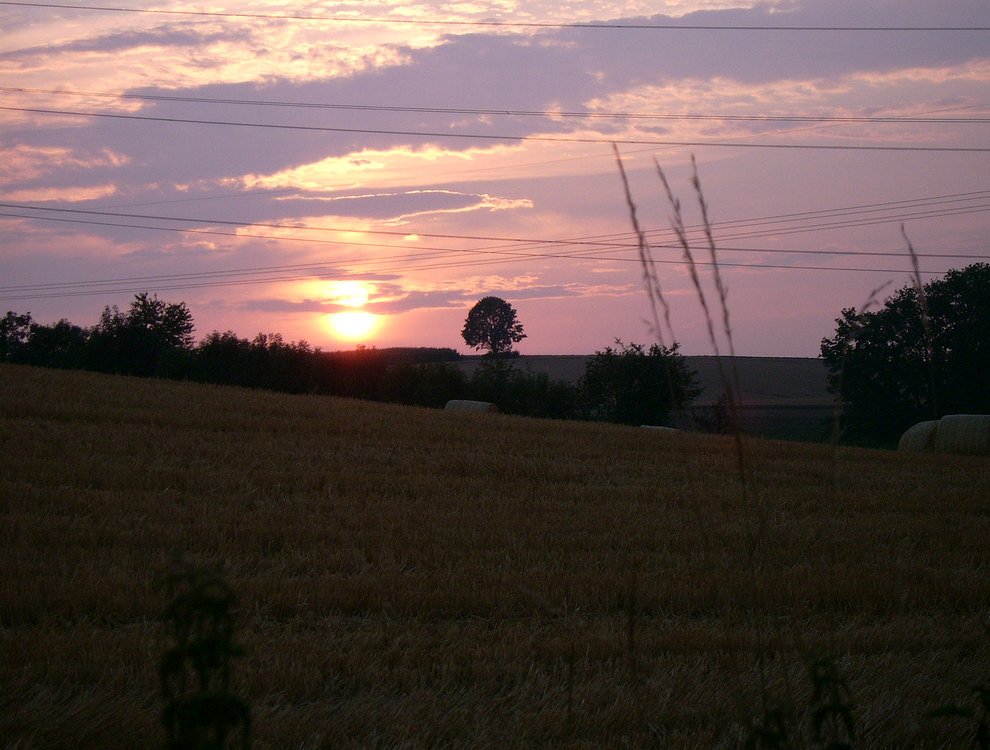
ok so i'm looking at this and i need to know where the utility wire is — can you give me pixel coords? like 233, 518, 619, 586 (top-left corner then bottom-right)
5, 189, 989, 244
3, 210, 985, 270
0, 253, 962, 302
5, 106, 989, 152
3, 199, 987, 301
3, 2, 988, 30
4, 87, 988, 124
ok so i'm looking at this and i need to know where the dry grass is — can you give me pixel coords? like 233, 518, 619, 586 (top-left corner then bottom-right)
2, 363, 989, 747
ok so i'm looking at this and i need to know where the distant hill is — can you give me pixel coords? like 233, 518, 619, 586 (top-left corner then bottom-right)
454, 355, 833, 441
369, 347, 462, 365
454, 355, 830, 406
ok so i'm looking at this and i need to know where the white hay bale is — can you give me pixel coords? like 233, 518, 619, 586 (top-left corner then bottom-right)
444, 399, 498, 413
897, 420, 939, 453
933, 414, 990, 456
640, 425, 680, 433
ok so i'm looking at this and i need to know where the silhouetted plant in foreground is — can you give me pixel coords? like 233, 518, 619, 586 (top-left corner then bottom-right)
806, 654, 856, 749
157, 561, 250, 750
740, 655, 856, 749
928, 654, 990, 750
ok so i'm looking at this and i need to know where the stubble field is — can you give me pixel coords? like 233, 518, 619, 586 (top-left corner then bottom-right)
1, 363, 988, 747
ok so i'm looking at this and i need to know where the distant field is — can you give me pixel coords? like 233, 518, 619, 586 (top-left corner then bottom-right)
458, 355, 833, 440
1, 364, 988, 747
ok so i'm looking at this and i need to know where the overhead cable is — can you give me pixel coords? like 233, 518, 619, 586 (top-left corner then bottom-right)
4, 87, 988, 124
4, 106, 988, 152
3, 210, 986, 269
3, 2, 987, 30
5, 189, 990, 244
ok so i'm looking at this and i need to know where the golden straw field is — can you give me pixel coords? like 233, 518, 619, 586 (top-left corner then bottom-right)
1, 363, 988, 747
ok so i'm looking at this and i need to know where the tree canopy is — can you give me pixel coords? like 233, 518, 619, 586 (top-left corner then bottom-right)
580, 340, 700, 426
461, 297, 526, 356
820, 263, 990, 445
89, 292, 195, 376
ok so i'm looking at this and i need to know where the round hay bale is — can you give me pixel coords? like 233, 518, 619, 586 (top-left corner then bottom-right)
932, 414, 990, 456
897, 420, 939, 453
444, 399, 498, 414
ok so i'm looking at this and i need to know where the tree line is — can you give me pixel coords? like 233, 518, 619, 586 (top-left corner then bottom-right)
0, 293, 701, 428
4, 261, 988, 444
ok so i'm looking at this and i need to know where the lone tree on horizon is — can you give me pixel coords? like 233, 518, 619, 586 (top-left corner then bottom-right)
461, 296, 526, 356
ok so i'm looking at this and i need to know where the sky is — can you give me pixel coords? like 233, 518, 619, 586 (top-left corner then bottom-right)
2, 0, 988, 356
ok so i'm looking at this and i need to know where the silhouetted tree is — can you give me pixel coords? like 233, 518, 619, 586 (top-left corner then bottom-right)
821, 262, 990, 445
194, 331, 253, 386
88, 293, 194, 376
380, 361, 470, 408
0, 311, 33, 361
24, 319, 89, 369
245, 333, 311, 393
325, 346, 388, 399
470, 359, 578, 419
580, 340, 700, 426
461, 297, 526, 356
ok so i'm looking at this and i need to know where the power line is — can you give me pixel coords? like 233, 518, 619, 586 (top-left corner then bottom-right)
0, 250, 960, 302
3, 2, 987, 31
6, 190, 990, 246
0, 254, 961, 302
2, 197, 986, 301
5, 87, 988, 125
4, 209, 985, 266
5, 105, 989, 152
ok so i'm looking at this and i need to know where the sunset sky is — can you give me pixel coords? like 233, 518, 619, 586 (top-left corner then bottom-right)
2, 0, 988, 356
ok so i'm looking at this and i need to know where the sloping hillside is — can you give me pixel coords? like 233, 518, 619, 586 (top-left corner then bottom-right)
2, 364, 988, 748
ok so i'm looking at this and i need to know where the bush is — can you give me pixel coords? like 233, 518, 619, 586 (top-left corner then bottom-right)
469, 359, 579, 419
579, 340, 700, 426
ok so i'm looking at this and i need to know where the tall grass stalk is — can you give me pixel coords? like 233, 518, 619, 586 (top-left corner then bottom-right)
613, 144, 677, 353
651, 156, 750, 504
615, 150, 777, 742
901, 224, 939, 420
614, 147, 749, 492
613, 146, 685, 429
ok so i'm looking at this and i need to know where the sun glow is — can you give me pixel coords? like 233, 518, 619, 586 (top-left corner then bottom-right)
328, 311, 378, 340
322, 280, 370, 307
308, 280, 381, 341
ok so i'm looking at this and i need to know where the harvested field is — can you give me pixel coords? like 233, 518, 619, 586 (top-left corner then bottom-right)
1, 364, 988, 748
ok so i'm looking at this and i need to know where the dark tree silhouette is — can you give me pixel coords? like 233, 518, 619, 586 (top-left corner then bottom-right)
89, 293, 195, 376
24, 319, 88, 369
461, 297, 526, 356
821, 263, 990, 445
579, 340, 700, 426
0, 311, 33, 361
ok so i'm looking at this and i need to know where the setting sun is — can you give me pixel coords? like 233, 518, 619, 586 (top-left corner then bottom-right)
328, 311, 378, 340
